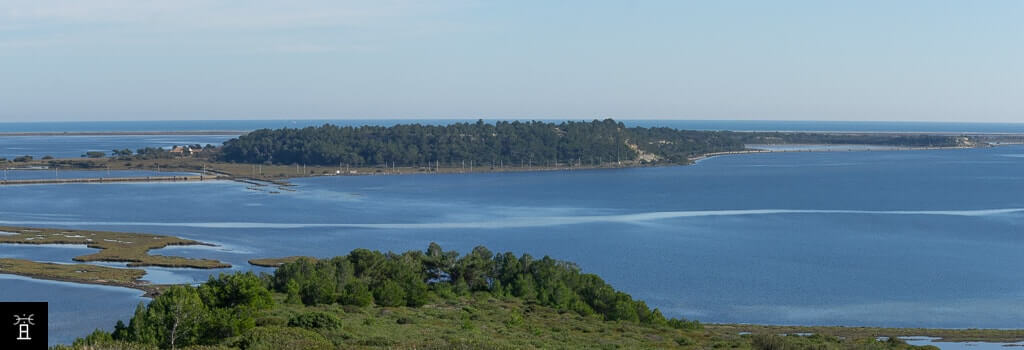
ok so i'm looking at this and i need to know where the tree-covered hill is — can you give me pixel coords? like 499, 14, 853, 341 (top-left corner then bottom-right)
218, 119, 746, 166
53, 244, 940, 350
217, 119, 968, 168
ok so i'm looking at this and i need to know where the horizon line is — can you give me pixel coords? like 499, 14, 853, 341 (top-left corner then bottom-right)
2, 118, 1023, 125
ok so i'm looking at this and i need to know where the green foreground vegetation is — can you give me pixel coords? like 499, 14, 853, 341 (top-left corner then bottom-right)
52, 244, 950, 350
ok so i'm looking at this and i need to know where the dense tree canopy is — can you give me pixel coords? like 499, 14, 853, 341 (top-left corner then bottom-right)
112, 272, 275, 349
270, 243, 699, 328
218, 119, 745, 166
218, 119, 966, 167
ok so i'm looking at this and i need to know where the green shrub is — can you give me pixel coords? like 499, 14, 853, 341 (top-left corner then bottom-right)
254, 315, 286, 327
668, 318, 703, 330
236, 326, 332, 350
504, 311, 523, 328
373, 280, 407, 307
52, 341, 160, 350
72, 329, 114, 346
752, 334, 787, 350
182, 345, 238, 350
287, 311, 342, 330
340, 280, 373, 306
357, 336, 397, 346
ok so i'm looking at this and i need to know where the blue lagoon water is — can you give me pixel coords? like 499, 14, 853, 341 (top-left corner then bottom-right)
1, 144, 1023, 344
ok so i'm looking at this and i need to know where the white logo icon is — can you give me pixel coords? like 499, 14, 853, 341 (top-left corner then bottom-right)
13, 314, 34, 341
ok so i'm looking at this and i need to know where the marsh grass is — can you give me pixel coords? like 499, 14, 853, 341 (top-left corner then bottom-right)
0, 226, 229, 269
0, 258, 145, 287
247, 256, 311, 267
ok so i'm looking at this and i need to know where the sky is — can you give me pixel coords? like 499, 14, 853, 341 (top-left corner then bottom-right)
0, 1, 1021, 123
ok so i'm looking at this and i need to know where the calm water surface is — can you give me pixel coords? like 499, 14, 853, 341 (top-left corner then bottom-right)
1, 146, 1023, 345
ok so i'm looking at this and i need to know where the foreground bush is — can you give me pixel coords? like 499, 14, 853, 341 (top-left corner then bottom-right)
235, 326, 332, 350
287, 311, 342, 330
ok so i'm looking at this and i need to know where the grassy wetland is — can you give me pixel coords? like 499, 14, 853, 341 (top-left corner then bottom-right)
0, 226, 230, 269
0, 226, 231, 296
0, 225, 230, 270
0, 258, 145, 288
248, 256, 311, 267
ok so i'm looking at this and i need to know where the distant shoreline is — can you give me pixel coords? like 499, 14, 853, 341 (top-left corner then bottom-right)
689, 144, 979, 163
2, 143, 992, 187
3, 130, 1024, 137
0, 130, 247, 137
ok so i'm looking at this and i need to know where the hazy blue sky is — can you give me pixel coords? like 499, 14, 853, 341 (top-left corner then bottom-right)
0, 1, 1021, 122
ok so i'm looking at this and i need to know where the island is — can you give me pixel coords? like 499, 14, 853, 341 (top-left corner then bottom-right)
3, 119, 982, 185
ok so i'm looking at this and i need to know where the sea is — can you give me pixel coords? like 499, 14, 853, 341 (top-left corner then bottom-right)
0, 120, 1022, 346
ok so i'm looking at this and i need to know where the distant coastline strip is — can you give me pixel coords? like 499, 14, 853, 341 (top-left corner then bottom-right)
0, 131, 246, 137
1, 208, 1021, 230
